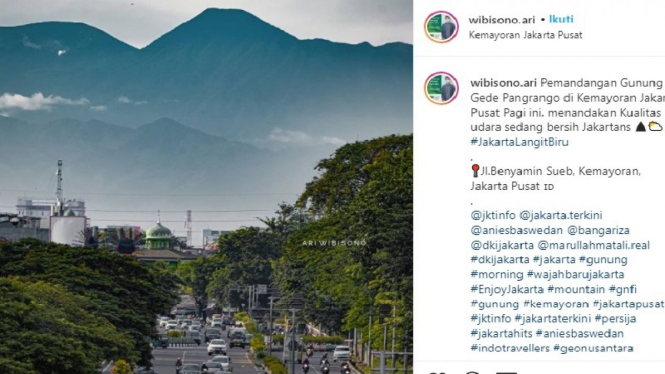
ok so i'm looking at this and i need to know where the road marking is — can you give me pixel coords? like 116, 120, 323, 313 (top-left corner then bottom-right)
183, 350, 188, 362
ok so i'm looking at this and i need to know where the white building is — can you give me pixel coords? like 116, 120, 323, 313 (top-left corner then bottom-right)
202, 229, 230, 249
16, 197, 86, 229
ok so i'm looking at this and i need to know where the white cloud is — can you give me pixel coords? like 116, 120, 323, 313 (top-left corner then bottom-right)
269, 128, 314, 144
321, 136, 347, 146
118, 96, 148, 105
90, 105, 108, 111
258, 128, 347, 148
57, 50, 67, 56
0, 92, 89, 111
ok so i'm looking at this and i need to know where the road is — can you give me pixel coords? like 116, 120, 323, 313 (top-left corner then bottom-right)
151, 328, 344, 374
277, 351, 345, 374
152, 331, 257, 374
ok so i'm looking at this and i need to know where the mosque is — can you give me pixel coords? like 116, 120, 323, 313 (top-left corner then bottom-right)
132, 214, 197, 265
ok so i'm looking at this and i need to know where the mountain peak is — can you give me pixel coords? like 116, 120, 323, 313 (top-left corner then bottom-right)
197, 8, 256, 19
144, 8, 294, 50
0, 21, 137, 55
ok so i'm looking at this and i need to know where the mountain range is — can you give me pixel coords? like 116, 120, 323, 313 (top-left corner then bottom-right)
0, 116, 328, 197
0, 8, 411, 235
0, 8, 412, 142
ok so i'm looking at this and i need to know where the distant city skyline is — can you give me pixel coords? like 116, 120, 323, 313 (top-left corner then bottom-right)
0, 0, 412, 48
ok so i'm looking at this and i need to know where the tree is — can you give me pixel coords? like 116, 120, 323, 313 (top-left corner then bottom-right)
0, 239, 180, 367
274, 134, 413, 347
207, 227, 281, 309
0, 277, 134, 374
297, 135, 412, 216
176, 258, 215, 317
112, 360, 133, 374
172, 235, 187, 249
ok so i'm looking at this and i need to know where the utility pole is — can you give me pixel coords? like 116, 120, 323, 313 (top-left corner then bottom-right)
268, 296, 277, 357
254, 286, 259, 310
391, 299, 396, 366
290, 309, 297, 374
376, 323, 388, 374
368, 311, 372, 368
248, 286, 253, 315
186, 210, 192, 247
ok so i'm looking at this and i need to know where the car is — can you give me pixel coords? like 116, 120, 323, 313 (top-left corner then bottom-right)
189, 331, 202, 345
227, 328, 246, 338
211, 318, 223, 328
189, 325, 201, 331
202, 361, 223, 373
333, 346, 351, 362
166, 320, 179, 330
207, 339, 227, 355
229, 336, 246, 349
222, 317, 233, 326
159, 317, 170, 328
181, 319, 193, 328
205, 328, 222, 343
180, 363, 201, 374
133, 366, 156, 374
210, 356, 232, 372
192, 321, 202, 329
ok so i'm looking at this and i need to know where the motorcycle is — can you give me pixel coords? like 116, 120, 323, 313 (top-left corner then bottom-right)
341, 363, 350, 374
303, 364, 310, 374
322, 366, 330, 374
306, 348, 313, 357
175, 365, 182, 374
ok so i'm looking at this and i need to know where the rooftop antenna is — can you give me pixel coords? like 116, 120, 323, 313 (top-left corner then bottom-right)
157, 210, 161, 223
56, 160, 64, 216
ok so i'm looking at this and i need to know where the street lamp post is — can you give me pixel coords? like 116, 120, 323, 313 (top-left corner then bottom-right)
268, 296, 278, 357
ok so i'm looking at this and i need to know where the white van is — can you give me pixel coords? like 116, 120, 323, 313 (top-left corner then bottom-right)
333, 346, 350, 362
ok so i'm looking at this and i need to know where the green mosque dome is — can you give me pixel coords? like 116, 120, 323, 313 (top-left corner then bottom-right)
146, 221, 172, 239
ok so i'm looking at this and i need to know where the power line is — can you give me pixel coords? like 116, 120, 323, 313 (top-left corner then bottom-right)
88, 219, 261, 223
0, 206, 275, 213
0, 189, 299, 197
75, 209, 272, 213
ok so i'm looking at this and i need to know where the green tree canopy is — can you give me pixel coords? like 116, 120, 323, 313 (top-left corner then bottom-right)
0, 239, 180, 368
207, 227, 281, 308
0, 277, 134, 374
176, 257, 216, 316
275, 134, 413, 347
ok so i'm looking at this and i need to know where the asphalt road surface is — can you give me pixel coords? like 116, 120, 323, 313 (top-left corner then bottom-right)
151, 322, 346, 374
152, 338, 256, 374
290, 351, 344, 374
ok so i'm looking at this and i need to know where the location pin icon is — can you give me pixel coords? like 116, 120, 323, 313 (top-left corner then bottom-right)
472, 164, 479, 178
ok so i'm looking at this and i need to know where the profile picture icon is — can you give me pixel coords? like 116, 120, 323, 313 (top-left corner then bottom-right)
425, 72, 458, 105
425, 11, 459, 43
